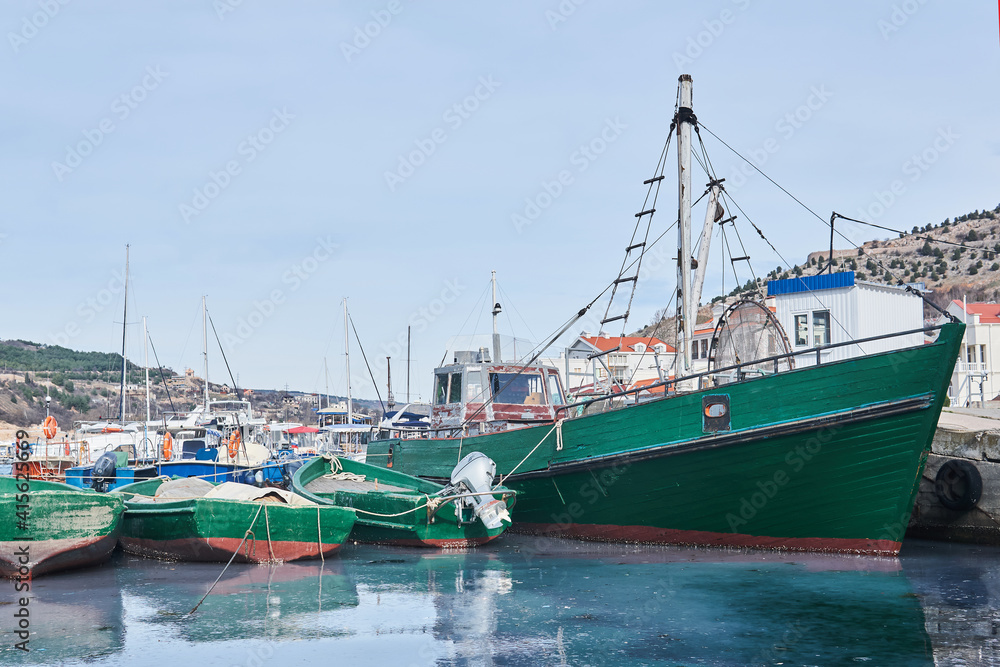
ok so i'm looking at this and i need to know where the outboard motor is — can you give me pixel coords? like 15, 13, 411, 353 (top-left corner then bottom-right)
281, 459, 306, 488
91, 452, 118, 492
447, 452, 511, 530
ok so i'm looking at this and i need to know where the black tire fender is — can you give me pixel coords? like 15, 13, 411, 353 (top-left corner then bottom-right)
934, 459, 983, 511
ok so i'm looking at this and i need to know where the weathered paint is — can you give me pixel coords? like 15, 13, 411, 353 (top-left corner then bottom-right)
116, 478, 356, 563
0, 477, 124, 577
367, 322, 965, 555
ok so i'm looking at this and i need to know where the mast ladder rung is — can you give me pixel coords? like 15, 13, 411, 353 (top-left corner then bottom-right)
625, 242, 646, 252
601, 314, 628, 325
587, 346, 621, 360
731, 256, 750, 263
643, 176, 665, 185
614, 276, 637, 285
635, 208, 655, 218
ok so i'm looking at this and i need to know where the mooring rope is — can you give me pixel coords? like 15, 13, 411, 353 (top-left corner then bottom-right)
495, 420, 561, 488
187, 504, 263, 615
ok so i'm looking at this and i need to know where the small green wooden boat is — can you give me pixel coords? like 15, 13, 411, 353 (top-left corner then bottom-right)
292, 453, 514, 547
0, 476, 124, 578
115, 478, 356, 563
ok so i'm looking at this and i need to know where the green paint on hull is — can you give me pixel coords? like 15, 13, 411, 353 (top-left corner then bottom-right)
366, 323, 964, 554
292, 456, 509, 547
0, 476, 124, 577
116, 478, 356, 563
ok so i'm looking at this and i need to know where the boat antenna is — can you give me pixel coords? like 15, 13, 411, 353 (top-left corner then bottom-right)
491, 270, 502, 362
406, 325, 411, 403
207, 310, 249, 461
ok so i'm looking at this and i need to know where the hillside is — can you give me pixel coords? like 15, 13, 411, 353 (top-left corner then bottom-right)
635, 203, 1000, 338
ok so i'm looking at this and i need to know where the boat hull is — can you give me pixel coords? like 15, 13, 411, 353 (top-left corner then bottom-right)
0, 478, 124, 578
366, 322, 964, 555
117, 481, 356, 563
292, 456, 509, 548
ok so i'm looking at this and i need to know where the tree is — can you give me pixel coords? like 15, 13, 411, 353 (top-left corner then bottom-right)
992, 263, 999, 272
919, 241, 933, 256
967, 229, 979, 242
969, 265, 979, 275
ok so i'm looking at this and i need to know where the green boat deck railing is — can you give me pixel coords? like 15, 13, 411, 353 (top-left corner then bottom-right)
555, 323, 950, 418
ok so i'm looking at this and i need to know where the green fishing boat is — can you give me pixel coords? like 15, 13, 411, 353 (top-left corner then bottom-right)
365, 75, 965, 556
116, 478, 355, 563
291, 453, 514, 547
0, 476, 124, 578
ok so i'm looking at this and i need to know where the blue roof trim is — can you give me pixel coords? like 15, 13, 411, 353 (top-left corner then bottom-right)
768, 271, 855, 296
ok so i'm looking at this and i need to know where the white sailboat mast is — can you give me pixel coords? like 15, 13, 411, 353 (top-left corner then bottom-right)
120, 245, 129, 424
344, 298, 352, 424
691, 184, 721, 314
202, 296, 209, 412
676, 74, 694, 376
143, 315, 150, 458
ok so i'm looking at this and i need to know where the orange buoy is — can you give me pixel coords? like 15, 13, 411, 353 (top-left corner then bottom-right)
63, 440, 70, 457
228, 430, 241, 459
162, 432, 173, 460
42, 415, 58, 440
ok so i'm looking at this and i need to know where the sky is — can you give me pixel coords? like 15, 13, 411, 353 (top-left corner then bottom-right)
2, 1, 998, 402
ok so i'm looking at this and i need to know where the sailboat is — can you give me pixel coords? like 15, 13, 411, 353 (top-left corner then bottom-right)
366, 75, 964, 555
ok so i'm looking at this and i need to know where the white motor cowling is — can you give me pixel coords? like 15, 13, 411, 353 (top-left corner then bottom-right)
448, 452, 510, 530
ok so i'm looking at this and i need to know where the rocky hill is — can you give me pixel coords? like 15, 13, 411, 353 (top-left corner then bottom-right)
635, 203, 1000, 338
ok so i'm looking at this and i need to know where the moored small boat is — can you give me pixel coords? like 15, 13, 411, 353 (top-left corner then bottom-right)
115, 478, 355, 563
0, 476, 124, 578
292, 452, 514, 547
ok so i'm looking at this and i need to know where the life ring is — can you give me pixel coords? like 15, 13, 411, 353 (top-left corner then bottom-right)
162, 432, 173, 461
42, 416, 58, 440
935, 459, 983, 511
228, 431, 242, 459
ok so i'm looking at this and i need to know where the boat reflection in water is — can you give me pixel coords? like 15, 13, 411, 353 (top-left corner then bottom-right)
10, 537, 997, 664
0, 561, 124, 664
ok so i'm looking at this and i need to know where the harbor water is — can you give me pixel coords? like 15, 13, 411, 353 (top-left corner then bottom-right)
2, 535, 997, 666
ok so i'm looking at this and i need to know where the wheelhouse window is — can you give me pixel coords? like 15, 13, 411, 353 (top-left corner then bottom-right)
547, 373, 565, 405
794, 314, 808, 347
448, 371, 463, 404
489, 372, 545, 405
465, 369, 485, 402
434, 373, 449, 405
812, 310, 830, 346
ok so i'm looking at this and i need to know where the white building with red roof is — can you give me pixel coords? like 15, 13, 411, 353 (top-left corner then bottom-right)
944, 300, 1000, 405
563, 333, 675, 395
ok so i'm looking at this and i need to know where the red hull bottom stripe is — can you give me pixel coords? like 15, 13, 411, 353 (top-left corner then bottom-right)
120, 537, 342, 563
1, 533, 119, 578
512, 522, 902, 556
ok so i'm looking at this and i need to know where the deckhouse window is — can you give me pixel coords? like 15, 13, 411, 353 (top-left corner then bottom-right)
434, 373, 449, 405
465, 369, 485, 402
547, 373, 565, 405
448, 372, 463, 404
489, 372, 545, 405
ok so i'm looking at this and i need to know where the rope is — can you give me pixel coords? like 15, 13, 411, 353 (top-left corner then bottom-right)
496, 421, 561, 488
264, 505, 274, 561
322, 472, 367, 482
316, 506, 324, 563
187, 505, 263, 615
